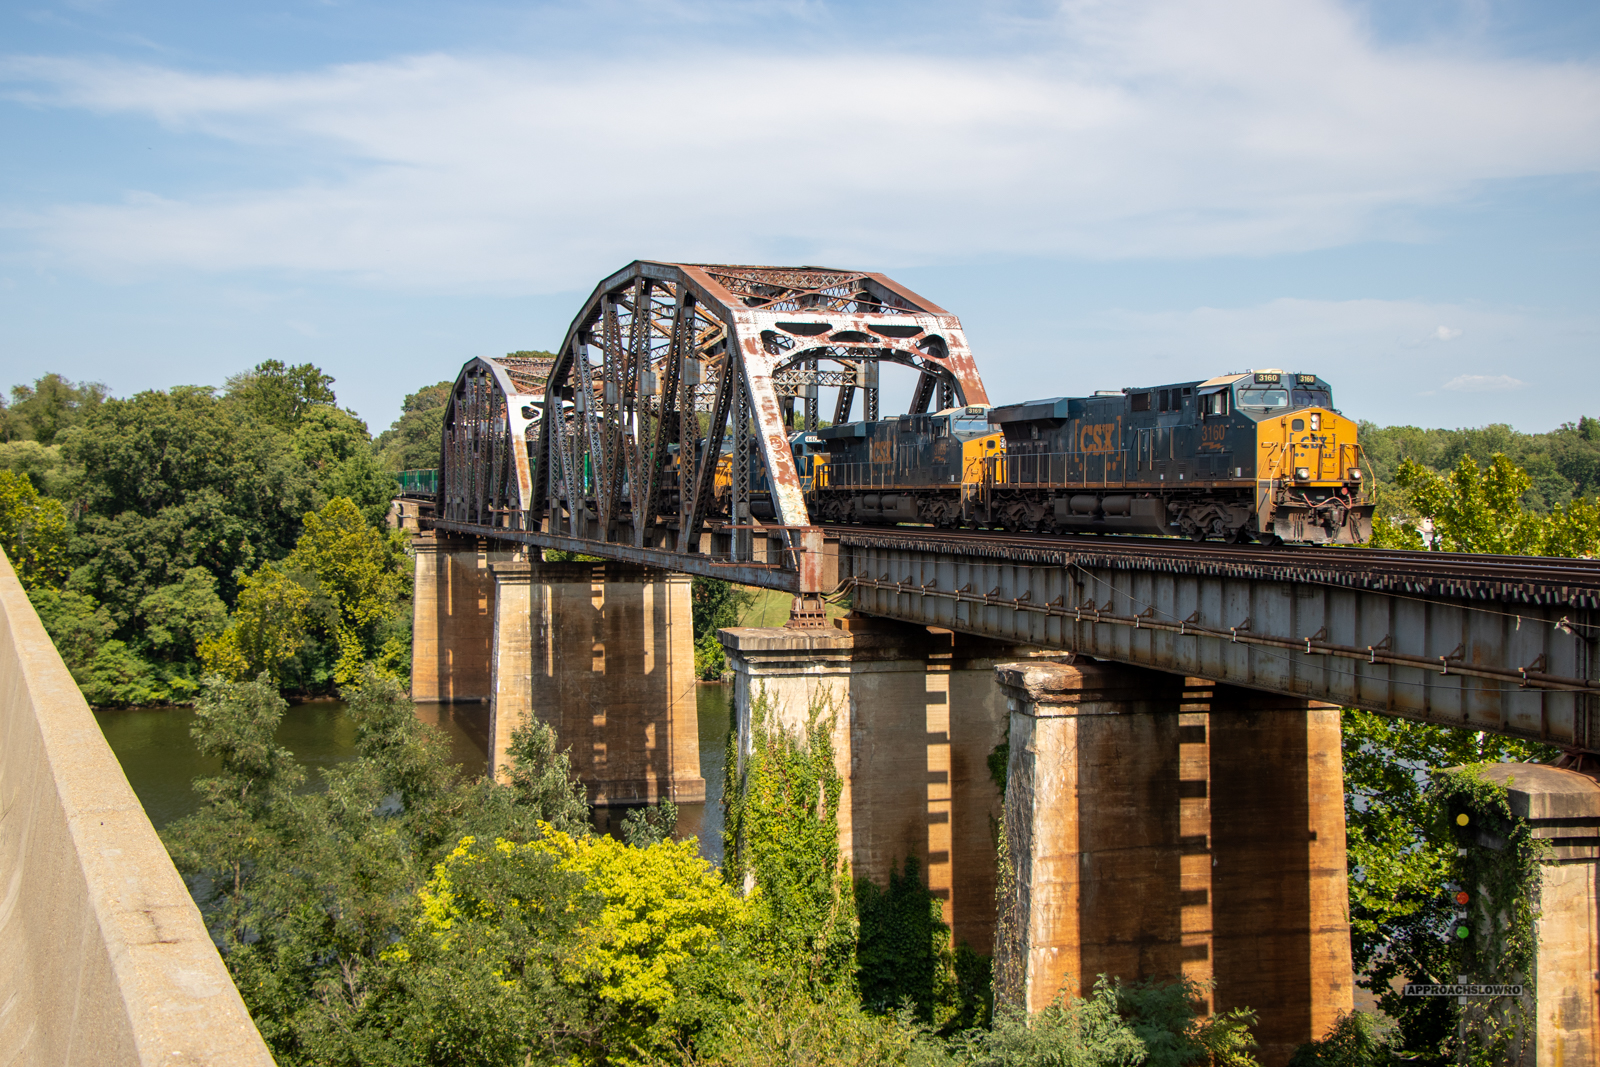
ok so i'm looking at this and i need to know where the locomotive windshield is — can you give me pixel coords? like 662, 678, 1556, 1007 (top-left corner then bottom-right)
1235, 387, 1289, 411
1293, 387, 1331, 408
951, 411, 991, 437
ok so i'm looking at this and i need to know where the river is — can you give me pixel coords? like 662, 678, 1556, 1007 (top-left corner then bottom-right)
94, 683, 732, 864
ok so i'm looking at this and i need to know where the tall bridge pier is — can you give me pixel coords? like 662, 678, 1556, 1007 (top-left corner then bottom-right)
412, 530, 704, 805
718, 625, 1352, 1062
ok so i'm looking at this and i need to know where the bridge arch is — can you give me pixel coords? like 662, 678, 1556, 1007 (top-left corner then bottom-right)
438, 354, 550, 527
534, 261, 990, 555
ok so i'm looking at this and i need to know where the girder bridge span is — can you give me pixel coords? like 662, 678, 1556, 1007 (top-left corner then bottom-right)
431, 512, 1600, 754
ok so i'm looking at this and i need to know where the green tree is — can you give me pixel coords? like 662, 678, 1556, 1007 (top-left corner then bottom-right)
0, 469, 71, 589
856, 857, 963, 1029
139, 566, 229, 660
1341, 710, 1553, 1062
163, 671, 602, 1066
26, 587, 115, 668
0, 440, 73, 497
7, 372, 107, 445
65, 385, 317, 627
199, 564, 312, 682
374, 380, 453, 472
692, 577, 756, 679
1376, 453, 1600, 558
225, 360, 337, 432
290, 496, 411, 683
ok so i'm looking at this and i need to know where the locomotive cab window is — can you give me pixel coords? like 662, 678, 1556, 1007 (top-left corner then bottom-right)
1201, 391, 1230, 417
1292, 389, 1331, 409
1236, 388, 1288, 411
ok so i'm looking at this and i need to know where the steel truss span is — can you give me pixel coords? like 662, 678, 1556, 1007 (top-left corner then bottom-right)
436, 261, 989, 596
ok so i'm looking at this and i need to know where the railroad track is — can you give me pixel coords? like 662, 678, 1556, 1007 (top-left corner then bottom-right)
820, 524, 1600, 610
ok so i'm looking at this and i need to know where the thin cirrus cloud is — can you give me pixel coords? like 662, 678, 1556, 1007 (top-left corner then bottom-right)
1442, 374, 1527, 392
2, 0, 1600, 291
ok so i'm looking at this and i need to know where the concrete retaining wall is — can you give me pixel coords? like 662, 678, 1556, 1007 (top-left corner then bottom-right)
0, 550, 274, 1066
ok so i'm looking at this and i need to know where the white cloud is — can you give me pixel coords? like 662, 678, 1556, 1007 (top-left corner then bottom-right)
1435, 325, 1462, 341
1442, 374, 1526, 392
3, 0, 1600, 289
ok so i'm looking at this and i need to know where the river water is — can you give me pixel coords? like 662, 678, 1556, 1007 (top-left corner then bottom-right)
93, 683, 732, 864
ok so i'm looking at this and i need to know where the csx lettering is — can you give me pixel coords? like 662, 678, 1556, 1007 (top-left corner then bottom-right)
870, 438, 893, 465
1079, 423, 1117, 453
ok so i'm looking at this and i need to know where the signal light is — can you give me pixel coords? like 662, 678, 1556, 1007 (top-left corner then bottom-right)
1456, 813, 1470, 826
1456, 926, 1470, 939
1455, 891, 1469, 906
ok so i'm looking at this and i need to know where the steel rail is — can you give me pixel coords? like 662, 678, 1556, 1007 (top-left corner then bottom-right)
823, 524, 1600, 610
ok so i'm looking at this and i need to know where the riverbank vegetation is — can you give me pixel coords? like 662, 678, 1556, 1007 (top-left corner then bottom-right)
173, 674, 1261, 1066
2, 363, 408, 705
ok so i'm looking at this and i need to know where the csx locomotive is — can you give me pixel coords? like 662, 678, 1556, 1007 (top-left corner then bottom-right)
800, 370, 1373, 545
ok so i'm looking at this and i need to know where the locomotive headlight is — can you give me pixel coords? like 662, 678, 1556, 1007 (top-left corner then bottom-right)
1310, 413, 1320, 431
1294, 466, 1311, 481
1347, 467, 1363, 482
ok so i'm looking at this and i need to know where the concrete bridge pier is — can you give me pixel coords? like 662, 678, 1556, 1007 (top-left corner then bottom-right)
718, 617, 1053, 956
487, 559, 704, 805
994, 659, 1352, 1065
411, 530, 518, 703
411, 532, 705, 805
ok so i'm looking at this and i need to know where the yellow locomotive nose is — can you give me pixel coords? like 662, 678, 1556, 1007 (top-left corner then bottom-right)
1259, 407, 1362, 486
1255, 405, 1373, 543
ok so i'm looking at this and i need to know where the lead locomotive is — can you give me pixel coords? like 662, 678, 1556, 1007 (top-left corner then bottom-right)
808, 370, 1373, 545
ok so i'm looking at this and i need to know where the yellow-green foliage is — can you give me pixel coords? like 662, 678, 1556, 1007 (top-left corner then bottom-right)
202, 496, 410, 685
410, 827, 747, 1064
199, 564, 312, 681
0, 468, 70, 589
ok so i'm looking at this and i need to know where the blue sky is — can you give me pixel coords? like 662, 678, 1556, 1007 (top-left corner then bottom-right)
2, 0, 1597, 434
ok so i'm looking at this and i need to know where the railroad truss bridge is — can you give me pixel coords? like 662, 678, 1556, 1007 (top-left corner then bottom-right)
410, 260, 1600, 755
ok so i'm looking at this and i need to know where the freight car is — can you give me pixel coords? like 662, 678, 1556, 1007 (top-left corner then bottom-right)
810, 370, 1373, 545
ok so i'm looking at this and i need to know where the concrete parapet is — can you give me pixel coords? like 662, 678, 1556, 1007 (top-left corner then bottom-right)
994, 661, 1352, 1065
719, 617, 1043, 953
0, 550, 274, 1066
491, 559, 703, 806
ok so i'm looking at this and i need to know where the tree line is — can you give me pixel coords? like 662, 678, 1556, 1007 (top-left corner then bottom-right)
0, 363, 421, 705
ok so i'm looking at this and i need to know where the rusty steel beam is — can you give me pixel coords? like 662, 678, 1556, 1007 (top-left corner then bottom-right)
429, 518, 821, 593
519, 261, 989, 569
